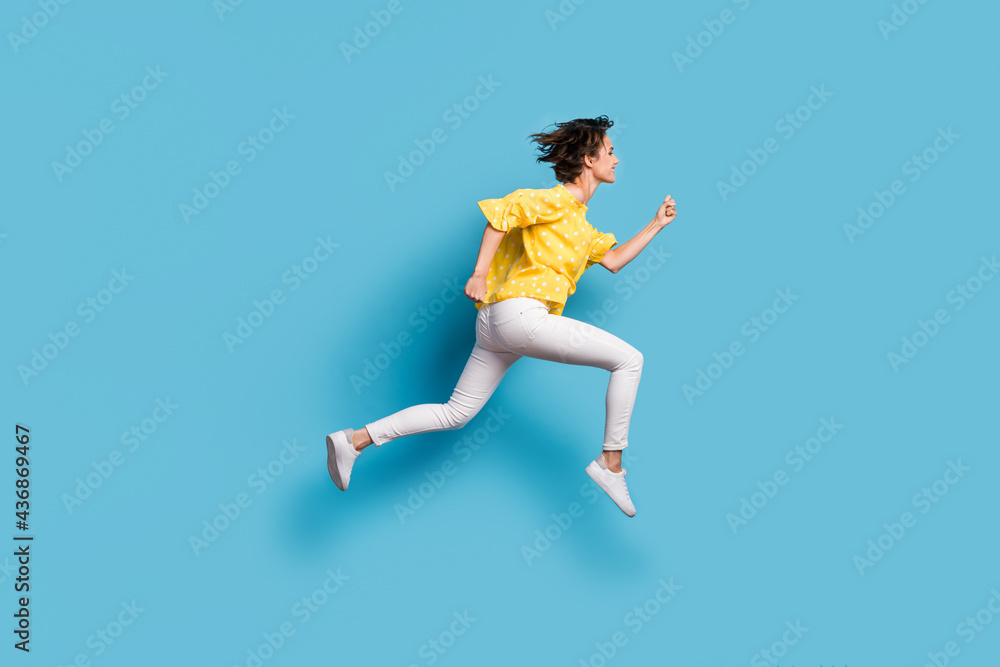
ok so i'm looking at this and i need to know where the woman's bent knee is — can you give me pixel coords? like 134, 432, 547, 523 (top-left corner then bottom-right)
441, 402, 477, 430
614, 347, 642, 373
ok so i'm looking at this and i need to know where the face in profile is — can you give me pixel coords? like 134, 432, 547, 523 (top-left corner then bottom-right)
590, 134, 619, 184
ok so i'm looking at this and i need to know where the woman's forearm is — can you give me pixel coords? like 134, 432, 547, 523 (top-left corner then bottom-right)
472, 223, 506, 276
602, 220, 662, 273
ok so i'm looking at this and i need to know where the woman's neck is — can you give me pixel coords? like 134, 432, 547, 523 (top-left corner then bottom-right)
563, 174, 598, 206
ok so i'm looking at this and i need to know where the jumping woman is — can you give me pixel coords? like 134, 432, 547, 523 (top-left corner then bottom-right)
326, 115, 677, 516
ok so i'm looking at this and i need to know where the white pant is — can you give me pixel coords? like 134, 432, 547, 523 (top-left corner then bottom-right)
365, 297, 643, 451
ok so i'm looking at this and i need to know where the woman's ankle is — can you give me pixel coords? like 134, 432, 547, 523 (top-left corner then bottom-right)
352, 428, 374, 451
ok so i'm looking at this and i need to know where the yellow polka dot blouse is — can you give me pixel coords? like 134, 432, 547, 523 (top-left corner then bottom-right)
475, 183, 618, 316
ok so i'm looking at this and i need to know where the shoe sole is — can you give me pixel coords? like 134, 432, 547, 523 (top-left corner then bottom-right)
585, 461, 636, 517
326, 431, 350, 491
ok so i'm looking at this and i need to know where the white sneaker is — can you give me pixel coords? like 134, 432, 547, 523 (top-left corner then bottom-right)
585, 454, 636, 517
326, 428, 359, 491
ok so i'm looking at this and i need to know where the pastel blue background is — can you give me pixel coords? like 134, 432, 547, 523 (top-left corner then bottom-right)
2, 0, 998, 665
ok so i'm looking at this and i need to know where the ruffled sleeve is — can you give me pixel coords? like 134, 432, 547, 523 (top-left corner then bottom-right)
586, 228, 618, 268
477, 188, 564, 232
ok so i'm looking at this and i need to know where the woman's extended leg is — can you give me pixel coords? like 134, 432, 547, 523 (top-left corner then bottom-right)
358, 344, 518, 448
327, 305, 521, 491
356, 306, 521, 451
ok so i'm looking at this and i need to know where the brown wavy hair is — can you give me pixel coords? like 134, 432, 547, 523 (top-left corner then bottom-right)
528, 115, 614, 183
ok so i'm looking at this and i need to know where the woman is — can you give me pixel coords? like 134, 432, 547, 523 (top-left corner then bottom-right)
327, 115, 676, 517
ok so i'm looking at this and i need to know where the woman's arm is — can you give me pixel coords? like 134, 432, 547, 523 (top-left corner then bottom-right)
464, 223, 506, 301
600, 195, 676, 273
